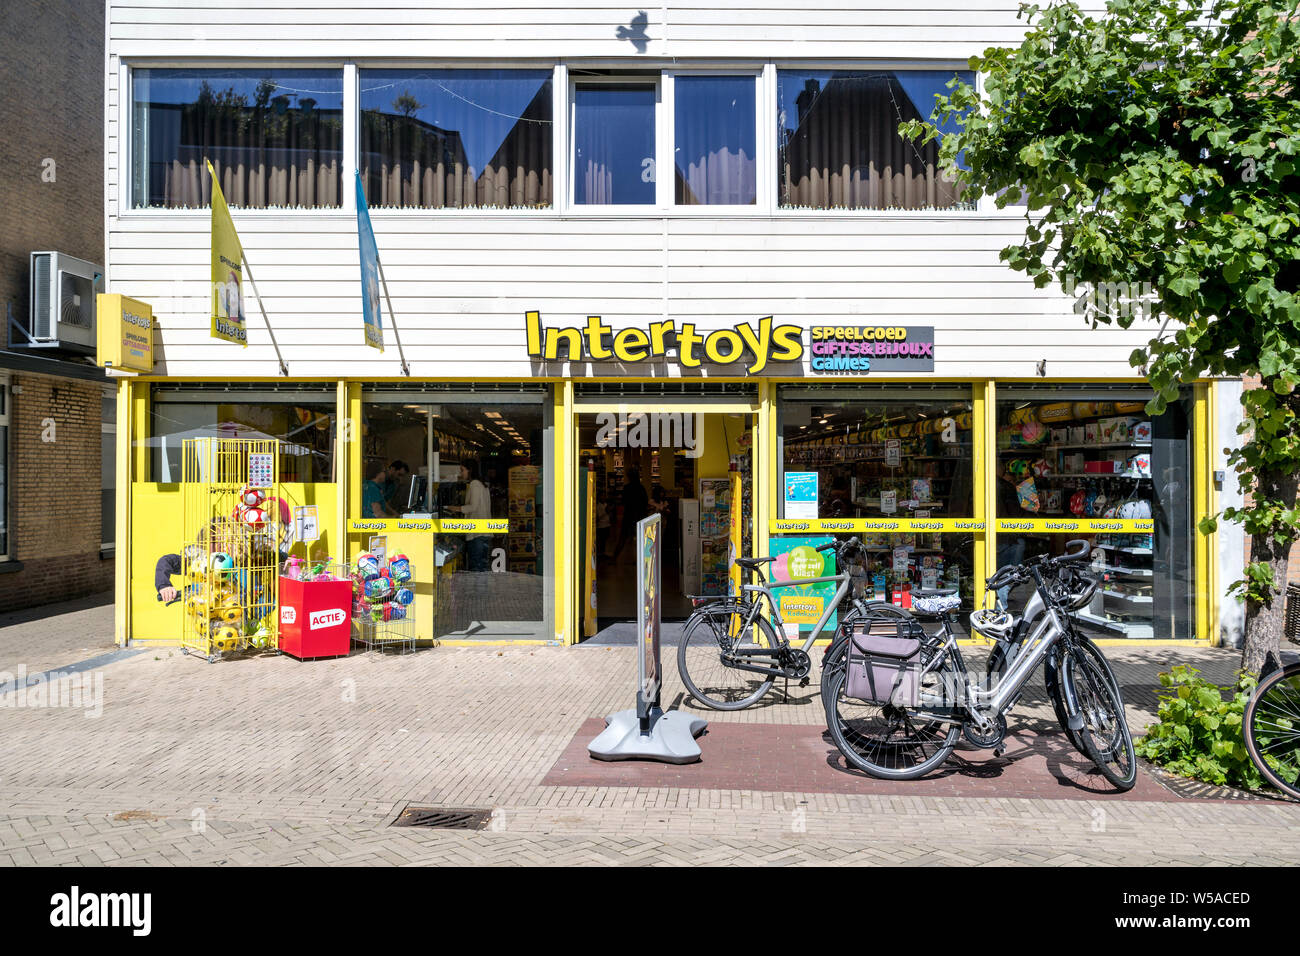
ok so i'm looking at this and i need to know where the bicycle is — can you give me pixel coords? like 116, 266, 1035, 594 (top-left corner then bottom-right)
1243, 655, 1300, 801
677, 536, 891, 710
824, 539, 1137, 789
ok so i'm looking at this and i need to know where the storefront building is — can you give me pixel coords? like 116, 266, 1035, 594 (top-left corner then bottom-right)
105, 1, 1232, 648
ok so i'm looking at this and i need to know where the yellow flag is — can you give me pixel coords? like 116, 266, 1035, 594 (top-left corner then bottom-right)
208, 160, 248, 346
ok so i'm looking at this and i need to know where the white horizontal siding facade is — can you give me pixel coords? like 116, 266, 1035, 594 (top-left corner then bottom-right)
105, 0, 1149, 381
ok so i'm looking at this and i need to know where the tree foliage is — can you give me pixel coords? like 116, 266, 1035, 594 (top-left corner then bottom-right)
903, 0, 1300, 665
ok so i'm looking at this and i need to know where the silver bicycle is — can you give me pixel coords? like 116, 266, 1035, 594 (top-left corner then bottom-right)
825, 539, 1137, 788
677, 536, 892, 710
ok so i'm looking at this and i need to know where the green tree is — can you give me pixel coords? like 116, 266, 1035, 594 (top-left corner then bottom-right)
903, 0, 1300, 672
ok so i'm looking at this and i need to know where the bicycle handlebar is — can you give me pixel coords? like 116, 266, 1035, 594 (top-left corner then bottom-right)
984, 539, 1092, 590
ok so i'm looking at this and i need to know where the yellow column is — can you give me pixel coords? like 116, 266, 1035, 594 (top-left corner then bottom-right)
113, 378, 134, 646
975, 380, 996, 618
1194, 383, 1212, 643
336, 380, 350, 557
556, 381, 575, 644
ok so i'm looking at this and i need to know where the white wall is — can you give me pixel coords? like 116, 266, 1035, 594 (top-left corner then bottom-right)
106, 0, 1149, 381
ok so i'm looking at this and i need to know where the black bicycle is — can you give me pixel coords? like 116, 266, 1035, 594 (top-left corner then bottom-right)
1243, 657, 1300, 801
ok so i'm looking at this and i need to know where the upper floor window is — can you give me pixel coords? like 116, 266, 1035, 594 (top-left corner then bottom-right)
360, 69, 553, 209
777, 70, 974, 211
131, 69, 344, 209
573, 80, 658, 205
674, 75, 757, 206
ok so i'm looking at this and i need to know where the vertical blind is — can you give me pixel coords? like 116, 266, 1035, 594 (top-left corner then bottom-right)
133, 69, 344, 209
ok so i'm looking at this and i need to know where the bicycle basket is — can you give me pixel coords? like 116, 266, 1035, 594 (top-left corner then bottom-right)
844, 619, 921, 707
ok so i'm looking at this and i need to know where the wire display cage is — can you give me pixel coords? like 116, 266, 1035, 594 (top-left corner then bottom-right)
180, 438, 281, 662
351, 560, 418, 655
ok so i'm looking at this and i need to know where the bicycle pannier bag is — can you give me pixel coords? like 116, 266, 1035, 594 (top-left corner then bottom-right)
844, 619, 921, 706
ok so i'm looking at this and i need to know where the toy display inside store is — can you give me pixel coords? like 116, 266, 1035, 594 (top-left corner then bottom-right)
779, 391, 976, 610
996, 389, 1195, 640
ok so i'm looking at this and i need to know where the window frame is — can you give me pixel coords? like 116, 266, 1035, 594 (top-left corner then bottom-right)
119, 58, 1012, 219
123, 61, 352, 216
566, 72, 665, 213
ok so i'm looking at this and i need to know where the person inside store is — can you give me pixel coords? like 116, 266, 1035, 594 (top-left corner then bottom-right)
450, 458, 493, 571
595, 494, 612, 558
995, 461, 1028, 608
650, 483, 677, 576
384, 459, 411, 513
611, 468, 649, 560
824, 475, 853, 518
362, 460, 393, 518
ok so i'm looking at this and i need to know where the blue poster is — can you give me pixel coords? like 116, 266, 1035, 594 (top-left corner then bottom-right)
356, 172, 384, 351
784, 471, 819, 519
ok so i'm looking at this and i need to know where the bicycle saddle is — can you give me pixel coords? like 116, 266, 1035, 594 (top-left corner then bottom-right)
734, 556, 776, 569
910, 590, 961, 618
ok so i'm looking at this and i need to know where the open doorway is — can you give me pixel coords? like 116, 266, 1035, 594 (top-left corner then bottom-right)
577, 408, 754, 643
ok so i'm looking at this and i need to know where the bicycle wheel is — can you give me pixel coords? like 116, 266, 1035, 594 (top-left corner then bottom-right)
825, 649, 961, 781
677, 604, 778, 710
1243, 663, 1300, 800
1063, 641, 1136, 791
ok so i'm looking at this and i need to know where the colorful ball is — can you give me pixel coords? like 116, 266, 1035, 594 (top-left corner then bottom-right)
239, 485, 265, 509
394, 588, 414, 606
389, 555, 411, 584
364, 577, 391, 601
239, 507, 268, 528
357, 552, 380, 576
211, 552, 235, 575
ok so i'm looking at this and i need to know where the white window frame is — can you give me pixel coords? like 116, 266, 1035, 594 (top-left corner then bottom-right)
770, 60, 994, 218
662, 67, 767, 215
566, 72, 664, 214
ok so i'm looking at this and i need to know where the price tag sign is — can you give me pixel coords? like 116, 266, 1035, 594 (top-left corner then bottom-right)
295, 505, 319, 543
881, 490, 897, 514
368, 535, 387, 564
892, 547, 909, 573
885, 440, 901, 468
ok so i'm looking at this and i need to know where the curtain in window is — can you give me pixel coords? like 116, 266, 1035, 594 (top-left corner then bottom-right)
779, 72, 965, 210
674, 76, 756, 206
360, 76, 552, 208
142, 76, 343, 208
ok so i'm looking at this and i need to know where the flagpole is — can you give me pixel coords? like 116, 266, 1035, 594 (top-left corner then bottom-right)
241, 254, 288, 377
376, 258, 410, 377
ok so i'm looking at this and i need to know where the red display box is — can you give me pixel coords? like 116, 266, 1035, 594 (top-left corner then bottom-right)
278, 577, 353, 660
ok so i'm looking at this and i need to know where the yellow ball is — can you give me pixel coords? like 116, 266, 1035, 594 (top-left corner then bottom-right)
211, 625, 241, 652
216, 605, 243, 624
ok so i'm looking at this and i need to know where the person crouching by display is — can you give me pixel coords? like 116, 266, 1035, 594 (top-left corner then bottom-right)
450, 459, 493, 572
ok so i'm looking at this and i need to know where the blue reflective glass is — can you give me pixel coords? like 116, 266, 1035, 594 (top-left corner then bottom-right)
573, 84, 657, 205
776, 70, 975, 210
674, 76, 756, 205
360, 69, 553, 208
131, 69, 344, 208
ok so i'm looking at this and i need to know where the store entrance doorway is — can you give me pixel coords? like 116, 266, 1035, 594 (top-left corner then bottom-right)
576, 403, 756, 643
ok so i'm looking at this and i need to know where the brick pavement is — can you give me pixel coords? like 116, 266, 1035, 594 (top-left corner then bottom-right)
0, 598, 1297, 865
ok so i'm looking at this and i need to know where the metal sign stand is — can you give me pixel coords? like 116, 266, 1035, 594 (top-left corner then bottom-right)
588, 513, 707, 764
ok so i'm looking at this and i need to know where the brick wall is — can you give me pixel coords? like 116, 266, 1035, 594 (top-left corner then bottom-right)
0, 0, 109, 612
0, 0, 104, 318
0, 373, 113, 610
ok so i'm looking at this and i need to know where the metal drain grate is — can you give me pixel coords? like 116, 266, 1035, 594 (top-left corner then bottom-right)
391, 806, 494, 829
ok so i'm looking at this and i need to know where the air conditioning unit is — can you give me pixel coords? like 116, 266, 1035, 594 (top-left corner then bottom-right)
27, 251, 102, 352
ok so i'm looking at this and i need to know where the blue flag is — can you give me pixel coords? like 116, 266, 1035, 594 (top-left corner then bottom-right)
356, 172, 384, 351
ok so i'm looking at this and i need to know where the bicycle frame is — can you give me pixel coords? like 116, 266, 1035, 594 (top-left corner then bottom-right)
739, 573, 853, 654
916, 567, 1077, 728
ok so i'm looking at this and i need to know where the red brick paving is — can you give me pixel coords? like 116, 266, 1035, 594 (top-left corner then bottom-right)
545, 717, 1184, 801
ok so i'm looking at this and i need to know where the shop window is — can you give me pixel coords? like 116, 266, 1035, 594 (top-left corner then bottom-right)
674, 75, 757, 205
995, 388, 1195, 640
776, 69, 974, 210
778, 387, 976, 609
146, 388, 336, 483
361, 393, 552, 642
131, 68, 344, 209
573, 81, 658, 205
0, 374, 8, 557
360, 69, 553, 209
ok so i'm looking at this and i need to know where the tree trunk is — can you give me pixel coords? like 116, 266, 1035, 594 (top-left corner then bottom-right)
1242, 464, 1299, 675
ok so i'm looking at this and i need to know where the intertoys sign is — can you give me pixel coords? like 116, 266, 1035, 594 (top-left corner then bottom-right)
525, 312, 935, 376
809, 326, 935, 374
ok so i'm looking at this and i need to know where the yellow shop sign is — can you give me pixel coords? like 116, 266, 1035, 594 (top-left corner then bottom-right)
525, 311, 803, 373
96, 294, 154, 372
